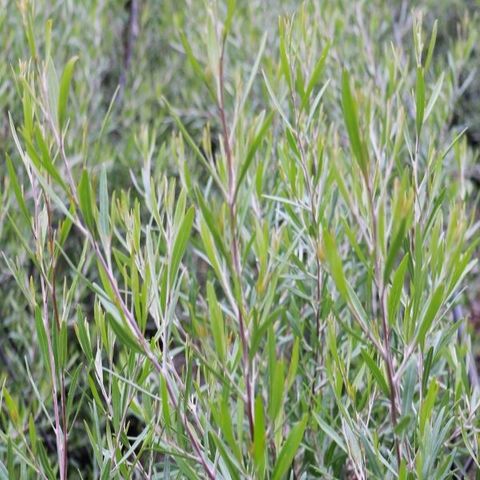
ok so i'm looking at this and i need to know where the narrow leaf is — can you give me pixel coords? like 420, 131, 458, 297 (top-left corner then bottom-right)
341, 70, 367, 175
272, 415, 308, 480
170, 205, 195, 285
58, 56, 78, 131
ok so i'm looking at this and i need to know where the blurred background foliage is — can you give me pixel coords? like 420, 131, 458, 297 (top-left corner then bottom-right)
1, 0, 479, 161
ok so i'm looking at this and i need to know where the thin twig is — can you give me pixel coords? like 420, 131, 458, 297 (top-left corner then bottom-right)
366, 179, 403, 467
41, 77, 216, 480
118, 0, 139, 107
35, 194, 68, 480
45, 196, 68, 480
218, 35, 255, 440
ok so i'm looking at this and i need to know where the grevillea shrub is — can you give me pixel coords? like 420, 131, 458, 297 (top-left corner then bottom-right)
1, 1, 479, 478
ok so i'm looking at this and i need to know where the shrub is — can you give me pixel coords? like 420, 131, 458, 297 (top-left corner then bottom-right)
1, 1, 479, 478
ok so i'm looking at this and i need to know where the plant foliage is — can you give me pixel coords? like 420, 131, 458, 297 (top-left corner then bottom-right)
1, 0, 479, 478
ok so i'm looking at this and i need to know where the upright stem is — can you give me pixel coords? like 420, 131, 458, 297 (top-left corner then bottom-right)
91, 239, 216, 480
366, 182, 402, 466
218, 38, 255, 440
46, 198, 68, 480
33, 192, 68, 480
44, 96, 216, 480
290, 116, 323, 397
40, 278, 67, 480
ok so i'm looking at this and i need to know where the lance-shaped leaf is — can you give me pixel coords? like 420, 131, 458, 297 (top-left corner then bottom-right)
206, 281, 226, 362
341, 70, 368, 176
78, 169, 95, 230
272, 415, 308, 480
58, 56, 78, 131
323, 229, 348, 300
253, 396, 267, 478
170, 205, 195, 285
360, 349, 390, 397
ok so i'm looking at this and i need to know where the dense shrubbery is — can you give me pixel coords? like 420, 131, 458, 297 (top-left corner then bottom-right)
1, 1, 480, 478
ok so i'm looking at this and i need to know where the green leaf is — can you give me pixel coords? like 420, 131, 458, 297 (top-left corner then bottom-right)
78, 168, 95, 230
28, 414, 37, 453
160, 376, 172, 431
74, 312, 93, 363
66, 364, 82, 427
199, 214, 224, 284
384, 218, 407, 283
314, 413, 347, 453
32, 125, 68, 190
272, 415, 308, 480
295, 61, 306, 102
239, 32, 267, 112
341, 70, 367, 176
46, 60, 60, 128
178, 32, 215, 100
394, 415, 412, 437
224, 0, 236, 35
206, 281, 226, 362
387, 254, 409, 326
422, 347, 434, 394
58, 56, 78, 131
253, 396, 267, 478
360, 349, 390, 397
98, 166, 110, 243
170, 205, 195, 285
98, 296, 142, 354
424, 72, 444, 121
5, 153, 30, 223
263, 71, 293, 131
399, 460, 408, 480
302, 42, 330, 110
218, 398, 242, 461
3, 387, 19, 427
323, 229, 348, 299
424, 20, 438, 72
286, 337, 299, 389
37, 441, 56, 480
57, 320, 68, 370
417, 284, 445, 348
419, 379, 438, 435
269, 358, 285, 422
279, 20, 292, 91
235, 111, 273, 199
34, 305, 51, 376
24, 10, 36, 58
209, 430, 242, 480
163, 97, 221, 187
415, 66, 425, 136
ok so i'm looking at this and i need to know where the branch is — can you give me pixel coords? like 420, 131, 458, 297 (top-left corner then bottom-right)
118, 0, 139, 106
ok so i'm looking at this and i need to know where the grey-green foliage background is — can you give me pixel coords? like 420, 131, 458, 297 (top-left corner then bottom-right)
1, 0, 480, 478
